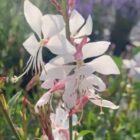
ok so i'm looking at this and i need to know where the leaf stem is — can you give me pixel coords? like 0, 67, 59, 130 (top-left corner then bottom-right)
0, 94, 21, 140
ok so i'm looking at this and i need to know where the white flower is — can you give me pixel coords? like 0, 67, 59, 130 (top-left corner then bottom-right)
23, 0, 75, 74
63, 70, 119, 110
48, 41, 120, 76
50, 106, 78, 140
40, 39, 120, 109
69, 10, 92, 39
61, 10, 92, 44
34, 79, 66, 113
37, 9, 120, 112
123, 52, 140, 80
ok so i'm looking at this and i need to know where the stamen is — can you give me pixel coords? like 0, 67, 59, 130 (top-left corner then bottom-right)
40, 38, 49, 47
99, 99, 104, 115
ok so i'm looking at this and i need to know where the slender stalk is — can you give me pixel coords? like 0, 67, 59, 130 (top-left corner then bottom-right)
62, 1, 73, 140
62, 0, 71, 41
69, 115, 73, 140
0, 95, 21, 140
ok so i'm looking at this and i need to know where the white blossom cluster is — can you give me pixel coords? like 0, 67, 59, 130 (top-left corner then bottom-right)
20, 0, 120, 139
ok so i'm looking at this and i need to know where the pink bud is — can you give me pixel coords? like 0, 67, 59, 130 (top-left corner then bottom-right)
69, 96, 89, 116
68, 0, 75, 10
50, 80, 65, 93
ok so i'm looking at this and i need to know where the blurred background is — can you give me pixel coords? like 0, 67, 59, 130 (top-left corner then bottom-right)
0, 0, 140, 139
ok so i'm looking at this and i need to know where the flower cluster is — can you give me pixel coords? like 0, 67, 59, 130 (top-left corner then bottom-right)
20, 0, 120, 139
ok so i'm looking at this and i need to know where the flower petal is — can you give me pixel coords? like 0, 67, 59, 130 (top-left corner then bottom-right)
40, 63, 75, 81
88, 55, 120, 75
82, 41, 110, 59
75, 15, 93, 38
24, 0, 42, 37
76, 65, 93, 76
63, 91, 77, 110
89, 98, 119, 109
49, 55, 75, 65
129, 68, 140, 80
46, 66, 75, 79
47, 34, 76, 55
34, 91, 51, 113
63, 76, 77, 109
23, 34, 40, 56
70, 10, 85, 36
135, 67, 140, 73
123, 59, 136, 69
41, 15, 65, 38
40, 63, 56, 81
41, 79, 54, 89
55, 106, 68, 127
86, 75, 106, 92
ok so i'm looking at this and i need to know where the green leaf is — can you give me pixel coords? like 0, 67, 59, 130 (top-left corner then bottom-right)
78, 130, 94, 138
8, 91, 22, 110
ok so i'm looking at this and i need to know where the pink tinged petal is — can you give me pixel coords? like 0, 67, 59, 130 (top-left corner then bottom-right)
70, 96, 89, 115
63, 92, 77, 110
88, 55, 120, 75
75, 15, 93, 38
23, 34, 40, 56
24, 0, 42, 38
34, 91, 51, 113
86, 75, 106, 92
50, 80, 65, 92
53, 129, 69, 140
41, 79, 54, 89
47, 34, 76, 55
89, 98, 119, 110
82, 41, 111, 59
123, 59, 136, 69
49, 55, 75, 65
70, 10, 85, 36
41, 15, 65, 38
58, 129, 69, 140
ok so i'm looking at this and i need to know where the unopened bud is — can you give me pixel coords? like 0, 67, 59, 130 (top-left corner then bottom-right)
68, 0, 75, 10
